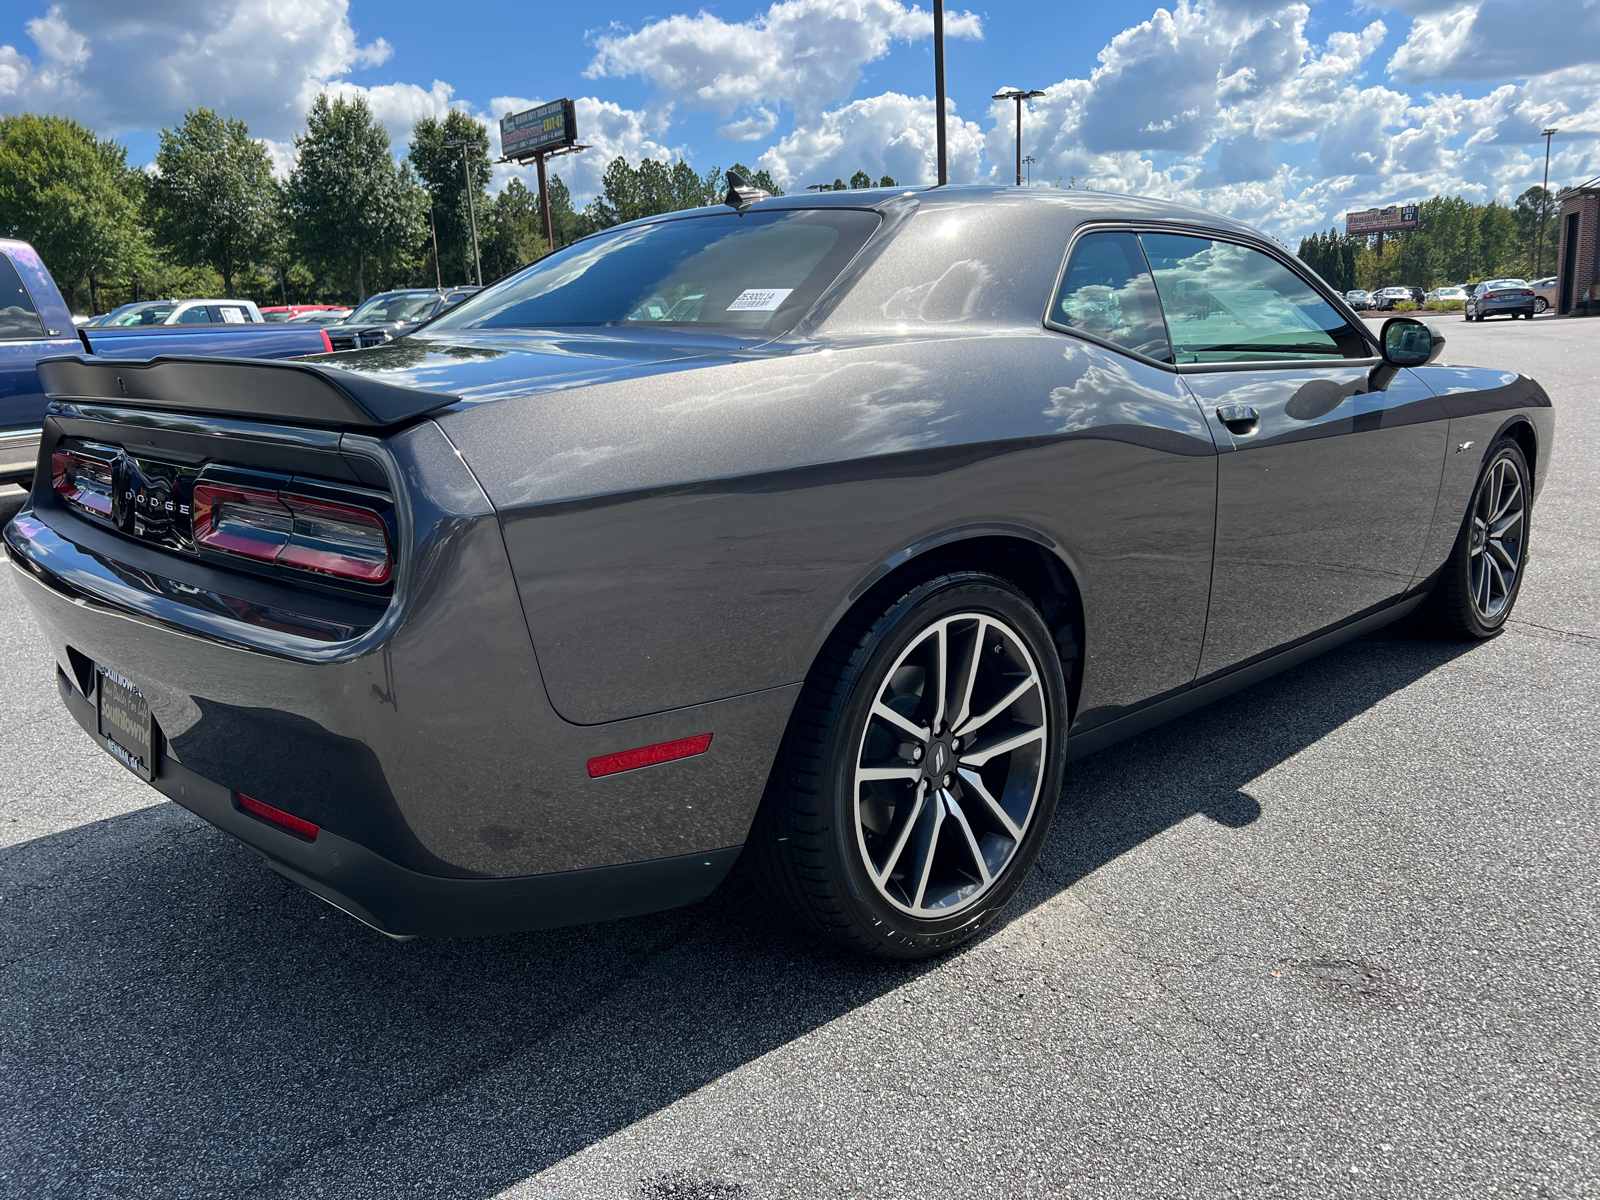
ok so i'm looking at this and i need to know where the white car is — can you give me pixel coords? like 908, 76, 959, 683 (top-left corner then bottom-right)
1528, 277, 1557, 314
99, 299, 264, 327
1426, 286, 1468, 303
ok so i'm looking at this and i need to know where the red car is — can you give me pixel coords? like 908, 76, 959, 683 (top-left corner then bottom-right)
259, 304, 350, 324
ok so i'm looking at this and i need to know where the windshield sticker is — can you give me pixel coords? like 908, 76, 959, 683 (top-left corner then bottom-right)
727, 288, 793, 312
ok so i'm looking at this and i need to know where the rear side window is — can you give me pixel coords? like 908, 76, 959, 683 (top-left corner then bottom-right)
0, 253, 46, 340
1139, 233, 1367, 363
432, 209, 881, 336
1049, 231, 1171, 362
176, 305, 212, 324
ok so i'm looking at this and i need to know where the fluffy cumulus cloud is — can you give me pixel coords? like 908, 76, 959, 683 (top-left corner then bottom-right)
0, 0, 392, 139
1387, 0, 1600, 83
978, 0, 1600, 239
758, 92, 988, 187
586, 0, 980, 125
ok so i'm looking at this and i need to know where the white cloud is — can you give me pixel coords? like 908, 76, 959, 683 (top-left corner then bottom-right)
0, 0, 394, 138
319, 78, 458, 148
757, 91, 988, 188
586, 0, 981, 131
1387, 0, 1600, 84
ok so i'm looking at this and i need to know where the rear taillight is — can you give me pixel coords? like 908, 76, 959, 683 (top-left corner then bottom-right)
320, 328, 333, 353
193, 480, 391, 584
52, 448, 116, 518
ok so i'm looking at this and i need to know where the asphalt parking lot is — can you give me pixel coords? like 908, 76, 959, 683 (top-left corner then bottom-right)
1, 313, 1596, 1200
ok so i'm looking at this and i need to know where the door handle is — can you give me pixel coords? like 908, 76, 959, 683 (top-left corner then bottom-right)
1216, 403, 1260, 436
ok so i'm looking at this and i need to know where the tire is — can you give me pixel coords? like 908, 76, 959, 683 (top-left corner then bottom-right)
1535, 297, 1548, 314
747, 572, 1069, 959
1420, 437, 1531, 639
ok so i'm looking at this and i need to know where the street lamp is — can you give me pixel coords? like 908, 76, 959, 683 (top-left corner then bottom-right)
1023, 154, 1036, 185
1536, 127, 1558, 280
993, 88, 1046, 186
443, 138, 487, 287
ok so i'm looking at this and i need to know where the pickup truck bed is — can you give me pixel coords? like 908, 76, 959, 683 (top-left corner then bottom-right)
1, 239, 333, 484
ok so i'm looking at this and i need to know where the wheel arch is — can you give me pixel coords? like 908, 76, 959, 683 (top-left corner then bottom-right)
1499, 416, 1538, 484
815, 526, 1086, 721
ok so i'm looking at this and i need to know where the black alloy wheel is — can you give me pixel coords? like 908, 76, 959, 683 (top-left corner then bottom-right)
1422, 437, 1531, 639
747, 573, 1069, 959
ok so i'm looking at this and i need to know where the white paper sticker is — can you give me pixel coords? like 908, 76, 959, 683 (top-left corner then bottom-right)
219, 307, 246, 324
726, 288, 793, 312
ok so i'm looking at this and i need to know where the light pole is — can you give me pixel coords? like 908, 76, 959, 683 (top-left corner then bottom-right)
992, 88, 1046, 185
443, 138, 486, 287
934, 0, 947, 185
1536, 127, 1558, 279
1023, 154, 1036, 185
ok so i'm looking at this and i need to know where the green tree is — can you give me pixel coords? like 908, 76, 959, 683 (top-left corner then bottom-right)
539, 173, 593, 247
408, 111, 492, 287
285, 94, 425, 301
878, 174, 898, 188
0, 111, 150, 313
849, 169, 872, 189
480, 178, 548, 282
147, 108, 277, 298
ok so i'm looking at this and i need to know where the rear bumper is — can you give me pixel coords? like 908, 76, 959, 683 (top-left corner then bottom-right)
0, 426, 39, 481
53, 666, 740, 936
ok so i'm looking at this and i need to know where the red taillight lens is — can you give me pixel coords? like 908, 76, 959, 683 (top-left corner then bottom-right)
587, 733, 713, 778
320, 328, 333, 354
237, 793, 319, 840
193, 480, 391, 584
52, 448, 116, 517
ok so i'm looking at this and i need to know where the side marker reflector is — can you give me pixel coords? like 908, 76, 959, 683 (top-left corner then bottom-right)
237, 793, 320, 840
587, 733, 713, 778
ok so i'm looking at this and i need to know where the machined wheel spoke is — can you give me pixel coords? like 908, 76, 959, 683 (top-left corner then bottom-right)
858, 765, 922, 783
948, 618, 985, 735
929, 623, 949, 736
1486, 538, 1518, 572
1485, 557, 1508, 606
1474, 560, 1492, 611
956, 674, 1039, 739
871, 701, 926, 743
958, 768, 1023, 839
910, 794, 946, 910
1489, 508, 1522, 539
960, 723, 1045, 768
1489, 478, 1521, 525
942, 792, 992, 886
871, 782, 928, 885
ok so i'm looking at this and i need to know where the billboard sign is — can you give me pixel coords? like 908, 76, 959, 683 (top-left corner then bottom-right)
501, 99, 577, 159
1346, 204, 1419, 235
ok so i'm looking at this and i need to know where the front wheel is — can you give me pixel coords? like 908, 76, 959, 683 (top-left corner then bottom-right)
747, 573, 1069, 959
1421, 438, 1531, 639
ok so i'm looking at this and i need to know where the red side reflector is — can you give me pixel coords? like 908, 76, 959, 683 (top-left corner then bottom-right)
237, 793, 320, 840
587, 733, 713, 778
320, 328, 333, 354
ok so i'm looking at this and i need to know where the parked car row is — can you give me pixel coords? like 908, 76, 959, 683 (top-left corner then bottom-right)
73, 288, 480, 337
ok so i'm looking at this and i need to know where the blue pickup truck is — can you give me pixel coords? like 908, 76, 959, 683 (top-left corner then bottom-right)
1, 239, 333, 486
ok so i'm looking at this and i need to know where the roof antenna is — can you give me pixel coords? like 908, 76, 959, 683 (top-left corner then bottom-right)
723, 170, 771, 214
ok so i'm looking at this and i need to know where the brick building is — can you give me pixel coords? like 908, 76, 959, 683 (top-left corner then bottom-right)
1554, 184, 1600, 315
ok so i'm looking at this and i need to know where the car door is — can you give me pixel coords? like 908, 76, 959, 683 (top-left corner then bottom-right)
1044, 229, 1220, 715
1138, 231, 1447, 677
0, 250, 78, 439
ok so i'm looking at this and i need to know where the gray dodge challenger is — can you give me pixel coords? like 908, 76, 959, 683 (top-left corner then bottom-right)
5, 182, 1553, 958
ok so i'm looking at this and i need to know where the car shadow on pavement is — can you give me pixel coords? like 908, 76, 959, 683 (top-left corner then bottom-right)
0, 625, 1475, 1199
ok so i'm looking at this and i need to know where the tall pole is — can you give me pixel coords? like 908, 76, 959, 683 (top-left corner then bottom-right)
445, 138, 486, 287
993, 89, 1046, 186
429, 203, 442, 288
933, 0, 947, 185
536, 151, 554, 250
1537, 127, 1558, 279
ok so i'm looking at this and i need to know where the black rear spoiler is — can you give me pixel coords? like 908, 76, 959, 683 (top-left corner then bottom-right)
37, 354, 458, 430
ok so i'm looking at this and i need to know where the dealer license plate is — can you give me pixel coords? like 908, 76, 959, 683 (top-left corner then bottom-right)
97, 665, 155, 781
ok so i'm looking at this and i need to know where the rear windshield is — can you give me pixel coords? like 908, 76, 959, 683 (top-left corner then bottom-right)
349, 293, 440, 324
430, 208, 880, 336
107, 303, 176, 326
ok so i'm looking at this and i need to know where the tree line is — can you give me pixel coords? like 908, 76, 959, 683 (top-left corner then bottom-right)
1297, 189, 1562, 292
0, 102, 852, 315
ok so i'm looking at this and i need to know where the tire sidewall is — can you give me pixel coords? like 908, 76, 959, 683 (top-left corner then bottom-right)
1451, 439, 1531, 637
819, 575, 1068, 957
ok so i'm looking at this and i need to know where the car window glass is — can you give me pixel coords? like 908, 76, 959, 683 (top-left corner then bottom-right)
1049, 231, 1171, 362
0, 253, 46, 339
176, 305, 213, 324
431, 209, 880, 335
1139, 233, 1367, 363
348, 294, 440, 324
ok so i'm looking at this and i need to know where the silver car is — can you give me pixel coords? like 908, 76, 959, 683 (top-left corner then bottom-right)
1464, 280, 1535, 321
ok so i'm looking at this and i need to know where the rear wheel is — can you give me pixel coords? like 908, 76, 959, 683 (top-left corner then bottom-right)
1421, 438, 1531, 639
1535, 297, 1549, 314
747, 573, 1068, 959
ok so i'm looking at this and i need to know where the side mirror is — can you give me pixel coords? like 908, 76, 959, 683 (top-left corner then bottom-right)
1380, 316, 1444, 368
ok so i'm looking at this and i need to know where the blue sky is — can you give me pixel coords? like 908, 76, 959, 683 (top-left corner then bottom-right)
2, 0, 1596, 241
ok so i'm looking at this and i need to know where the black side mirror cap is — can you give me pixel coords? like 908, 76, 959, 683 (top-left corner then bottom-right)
1380, 316, 1444, 368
